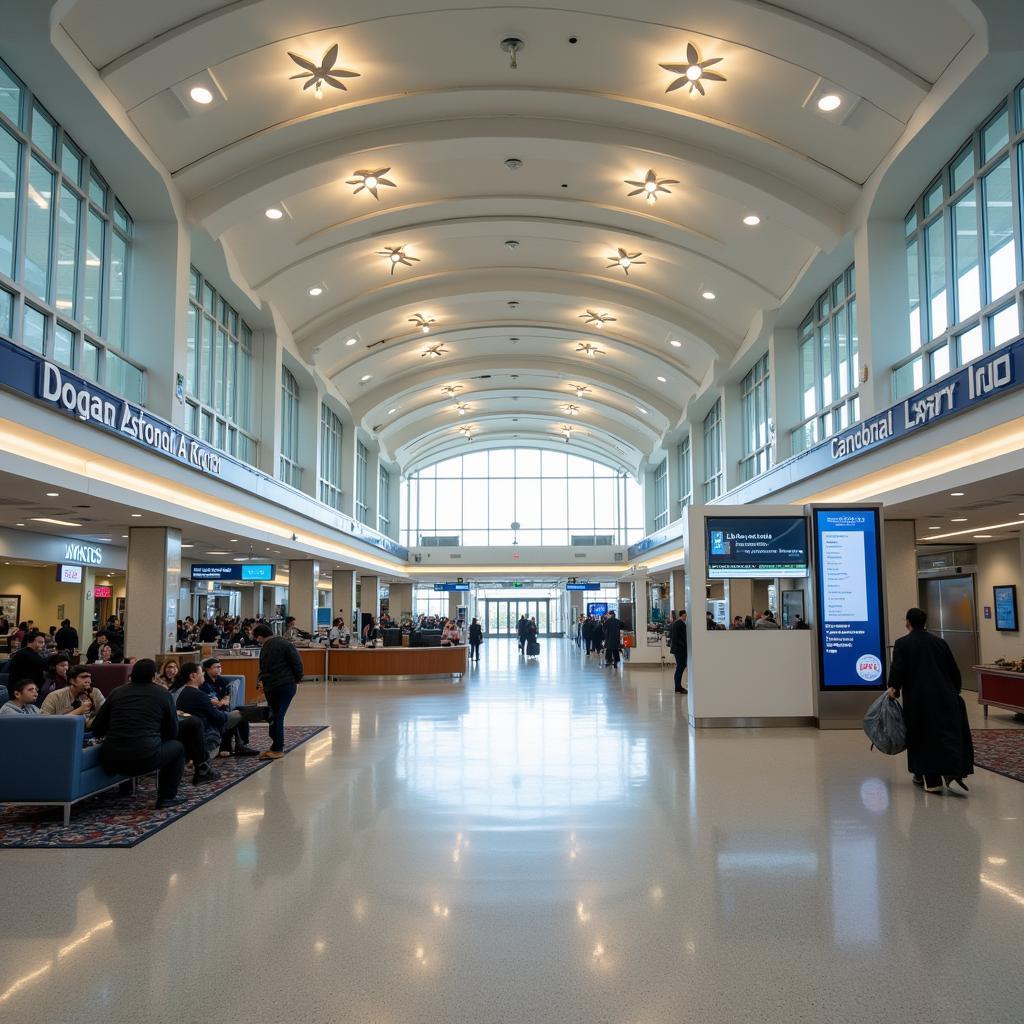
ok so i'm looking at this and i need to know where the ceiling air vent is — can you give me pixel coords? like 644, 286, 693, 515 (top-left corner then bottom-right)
614, 552, 624, 561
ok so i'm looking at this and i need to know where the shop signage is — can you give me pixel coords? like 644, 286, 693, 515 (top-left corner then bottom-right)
191, 563, 276, 581
57, 564, 84, 584
0, 528, 125, 571
93, 585, 113, 598
433, 582, 470, 591
566, 582, 600, 590
811, 507, 887, 691
64, 542, 103, 565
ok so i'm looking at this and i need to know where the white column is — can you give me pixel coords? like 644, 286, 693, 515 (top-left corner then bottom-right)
388, 583, 413, 622
332, 569, 357, 630
670, 569, 686, 616
288, 559, 319, 634
769, 326, 801, 461
358, 574, 381, 623
125, 527, 182, 659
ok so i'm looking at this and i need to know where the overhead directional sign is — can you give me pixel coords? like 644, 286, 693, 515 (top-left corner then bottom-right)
191, 563, 275, 581
433, 582, 470, 592
566, 582, 600, 591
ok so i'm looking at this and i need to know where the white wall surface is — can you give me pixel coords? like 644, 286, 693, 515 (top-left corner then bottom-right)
976, 537, 1024, 664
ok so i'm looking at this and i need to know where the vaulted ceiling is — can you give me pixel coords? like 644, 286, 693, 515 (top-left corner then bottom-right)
59, 0, 977, 474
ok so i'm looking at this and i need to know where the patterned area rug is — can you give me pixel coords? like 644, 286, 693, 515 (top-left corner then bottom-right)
972, 729, 1024, 784
0, 724, 327, 849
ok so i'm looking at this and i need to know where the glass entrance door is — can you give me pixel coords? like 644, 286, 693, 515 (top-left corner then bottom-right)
484, 599, 554, 636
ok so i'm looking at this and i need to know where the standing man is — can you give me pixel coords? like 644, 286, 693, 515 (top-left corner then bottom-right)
887, 607, 974, 793
468, 617, 483, 662
252, 624, 303, 760
516, 614, 530, 655
602, 610, 624, 668
669, 610, 688, 694
581, 615, 594, 655
54, 618, 80, 653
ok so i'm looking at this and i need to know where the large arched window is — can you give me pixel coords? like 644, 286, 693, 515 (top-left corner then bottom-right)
400, 448, 643, 547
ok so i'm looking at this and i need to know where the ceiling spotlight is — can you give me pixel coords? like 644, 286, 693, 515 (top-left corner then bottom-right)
569, 383, 592, 398
928, 526, 942, 530
576, 343, 604, 358
409, 313, 436, 333
951, 518, 968, 523
504, 157, 523, 171
360, 374, 372, 382
265, 207, 284, 220
950, 491, 965, 497
660, 44, 726, 96
579, 310, 616, 328
308, 285, 324, 296
743, 214, 761, 226
507, 300, 520, 309
817, 93, 842, 112
455, 403, 469, 416
387, 407, 398, 415
441, 384, 463, 397
422, 344, 449, 359
606, 248, 645, 276
656, 375, 667, 383
701, 289, 716, 300
505, 239, 520, 250
288, 44, 360, 96
345, 337, 358, 347
347, 168, 396, 200
46, 491, 60, 497
378, 245, 420, 275
190, 86, 214, 105
670, 339, 682, 348
636, 405, 649, 414
563, 404, 581, 417
624, 169, 679, 205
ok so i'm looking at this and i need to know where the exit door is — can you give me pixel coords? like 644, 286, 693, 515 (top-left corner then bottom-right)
483, 599, 553, 636
919, 575, 979, 691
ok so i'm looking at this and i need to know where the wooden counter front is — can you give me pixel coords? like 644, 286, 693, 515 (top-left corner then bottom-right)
217, 649, 328, 702
976, 665, 1024, 718
328, 645, 467, 679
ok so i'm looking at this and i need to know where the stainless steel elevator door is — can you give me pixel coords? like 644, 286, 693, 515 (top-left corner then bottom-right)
919, 575, 979, 691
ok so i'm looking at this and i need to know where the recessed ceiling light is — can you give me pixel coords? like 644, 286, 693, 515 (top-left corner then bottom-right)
181, 544, 194, 548
624, 169, 679, 205
345, 337, 358, 347
308, 286, 323, 296
743, 214, 761, 226
606, 248, 645, 276
973, 534, 992, 539
660, 44, 726, 96
951, 517, 967, 522
347, 168, 396, 199
287, 44, 360, 97
45, 491, 59, 497
130, 513, 142, 518
817, 93, 842, 112
950, 491, 965, 497
15, 522, 24, 526
928, 526, 941, 530
378, 245, 420, 275
121, 534, 128, 538
701, 290, 716, 300
189, 85, 214, 105
636, 405, 649, 414
206, 551, 230, 555
670, 339, 682, 348
656, 375, 667, 382
229, 539, 238, 543
30, 517, 81, 527
387, 408, 398, 415
264, 207, 284, 220
360, 374, 372, 382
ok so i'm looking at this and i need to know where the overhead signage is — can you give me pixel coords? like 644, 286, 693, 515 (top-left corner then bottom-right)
191, 563, 276, 581
433, 582, 470, 592
812, 507, 887, 691
93, 584, 113, 598
57, 564, 83, 584
706, 516, 809, 579
566, 582, 600, 591
64, 542, 102, 565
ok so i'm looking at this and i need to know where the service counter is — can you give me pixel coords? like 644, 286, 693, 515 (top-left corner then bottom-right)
328, 644, 467, 680
975, 665, 1024, 718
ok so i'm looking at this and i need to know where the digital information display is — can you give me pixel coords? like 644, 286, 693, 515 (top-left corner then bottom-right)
566, 582, 600, 591
191, 563, 275, 581
433, 582, 470, 592
706, 516, 809, 579
812, 508, 887, 690
587, 602, 609, 617
57, 564, 83, 584
994, 585, 1019, 632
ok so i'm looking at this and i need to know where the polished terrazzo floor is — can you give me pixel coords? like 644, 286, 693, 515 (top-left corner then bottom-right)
2, 640, 1023, 1024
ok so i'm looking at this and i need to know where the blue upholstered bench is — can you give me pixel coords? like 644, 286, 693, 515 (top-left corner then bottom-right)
0, 716, 130, 825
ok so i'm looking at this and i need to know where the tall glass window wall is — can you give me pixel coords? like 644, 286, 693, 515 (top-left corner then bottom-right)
318, 403, 343, 510
652, 459, 668, 531
378, 465, 391, 534
355, 441, 369, 524
677, 437, 692, 515
897, 80, 1024, 398
702, 400, 723, 501
279, 366, 301, 487
740, 354, 773, 481
186, 267, 257, 464
0, 58, 140, 399
792, 265, 858, 453
400, 448, 644, 547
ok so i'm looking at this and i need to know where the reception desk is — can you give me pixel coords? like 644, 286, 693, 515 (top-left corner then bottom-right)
328, 645, 467, 680
976, 665, 1024, 718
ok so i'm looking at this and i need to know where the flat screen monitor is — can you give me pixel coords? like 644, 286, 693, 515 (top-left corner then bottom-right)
994, 585, 1019, 632
705, 516, 809, 579
57, 564, 83, 584
587, 602, 609, 618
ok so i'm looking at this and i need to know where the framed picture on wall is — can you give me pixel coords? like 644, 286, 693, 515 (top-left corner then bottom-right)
993, 585, 1019, 632
0, 594, 21, 628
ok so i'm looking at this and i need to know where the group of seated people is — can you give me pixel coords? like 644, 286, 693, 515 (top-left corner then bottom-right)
708, 610, 809, 630
176, 614, 262, 649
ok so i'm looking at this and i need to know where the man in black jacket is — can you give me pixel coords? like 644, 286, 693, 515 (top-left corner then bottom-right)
90, 659, 218, 809
887, 607, 974, 793
253, 625, 303, 759
516, 615, 530, 654
581, 615, 594, 655
668, 610, 688, 694
54, 618, 80, 653
176, 662, 257, 757
602, 611, 624, 667
7, 630, 49, 690
468, 618, 483, 662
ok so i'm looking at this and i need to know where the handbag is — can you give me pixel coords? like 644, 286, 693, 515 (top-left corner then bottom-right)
862, 692, 907, 755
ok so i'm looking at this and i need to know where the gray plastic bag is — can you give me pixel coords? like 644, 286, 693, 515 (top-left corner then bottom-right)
863, 692, 907, 754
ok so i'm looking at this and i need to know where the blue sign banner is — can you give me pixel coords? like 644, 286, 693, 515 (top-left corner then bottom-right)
812, 508, 887, 690
191, 563, 275, 581
433, 582, 470, 592
566, 582, 600, 591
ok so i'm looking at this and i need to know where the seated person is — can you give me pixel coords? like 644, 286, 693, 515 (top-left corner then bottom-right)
441, 621, 461, 646
198, 619, 220, 643
85, 632, 122, 663
158, 659, 180, 689
38, 652, 72, 706
283, 616, 306, 642
754, 609, 781, 630
91, 659, 219, 809
93, 643, 116, 664
0, 678, 42, 715
327, 617, 349, 647
7, 631, 49, 692
40, 665, 105, 726
200, 657, 232, 706
175, 661, 257, 757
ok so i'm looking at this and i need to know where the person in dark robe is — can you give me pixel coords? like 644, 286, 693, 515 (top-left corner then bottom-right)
516, 615, 530, 655
668, 610, 688, 694
887, 607, 973, 793
602, 611, 624, 667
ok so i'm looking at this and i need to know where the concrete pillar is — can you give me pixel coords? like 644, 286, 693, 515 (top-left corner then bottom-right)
332, 569, 357, 630
627, 576, 661, 664
721, 380, 743, 493
769, 326, 801, 460
728, 579, 754, 623
883, 520, 919, 647
389, 583, 413, 622
125, 527, 182, 659
670, 570, 686, 615
853, 218, 909, 416
447, 592, 461, 620
359, 574, 380, 623
77, 569, 96, 647
239, 586, 256, 619
288, 559, 319, 634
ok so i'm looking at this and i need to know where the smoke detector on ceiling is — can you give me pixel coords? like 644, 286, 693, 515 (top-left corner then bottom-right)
504, 157, 523, 171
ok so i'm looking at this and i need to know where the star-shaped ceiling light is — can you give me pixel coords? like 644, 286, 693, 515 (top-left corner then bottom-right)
606, 248, 645, 276
579, 310, 616, 328
288, 45, 360, 96
660, 43, 726, 96
440, 384, 463, 397
576, 343, 604, 358
409, 313, 436, 333
455, 403, 470, 416
563, 404, 581, 417
422, 343, 449, 359
348, 168, 397, 200
378, 245, 420, 275
569, 383, 592, 398
624, 169, 680, 205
